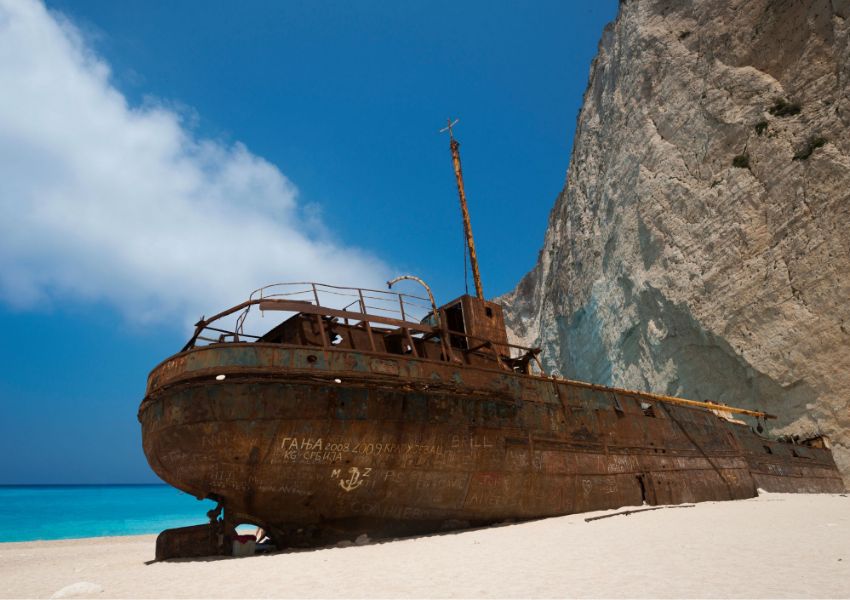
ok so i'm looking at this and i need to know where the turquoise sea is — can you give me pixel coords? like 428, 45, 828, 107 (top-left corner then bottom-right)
0, 485, 216, 543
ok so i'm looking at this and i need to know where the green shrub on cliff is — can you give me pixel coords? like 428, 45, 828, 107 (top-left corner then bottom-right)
732, 153, 750, 168
793, 137, 827, 161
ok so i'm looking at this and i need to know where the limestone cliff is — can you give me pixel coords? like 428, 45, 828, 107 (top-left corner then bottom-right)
502, 0, 850, 485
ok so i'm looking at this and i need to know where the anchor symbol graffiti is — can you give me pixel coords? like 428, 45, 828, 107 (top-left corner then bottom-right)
336, 466, 371, 492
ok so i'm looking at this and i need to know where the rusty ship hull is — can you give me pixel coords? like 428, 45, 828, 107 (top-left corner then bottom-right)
140, 341, 844, 547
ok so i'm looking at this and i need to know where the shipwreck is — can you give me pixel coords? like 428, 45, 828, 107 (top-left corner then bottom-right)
139, 121, 844, 559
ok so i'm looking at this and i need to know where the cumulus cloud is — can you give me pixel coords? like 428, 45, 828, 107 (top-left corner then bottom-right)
0, 0, 391, 326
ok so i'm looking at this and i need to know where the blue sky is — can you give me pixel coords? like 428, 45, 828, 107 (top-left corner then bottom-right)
0, 0, 618, 483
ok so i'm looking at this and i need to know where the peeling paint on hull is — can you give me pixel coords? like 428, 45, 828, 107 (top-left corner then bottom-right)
139, 344, 844, 547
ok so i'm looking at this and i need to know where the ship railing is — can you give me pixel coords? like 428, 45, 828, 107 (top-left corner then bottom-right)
182, 282, 545, 372
182, 289, 777, 421
183, 282, 436, 351
235, 282, 436, 336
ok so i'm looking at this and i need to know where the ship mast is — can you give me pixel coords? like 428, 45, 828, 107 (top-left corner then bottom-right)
441, 118, 485, 299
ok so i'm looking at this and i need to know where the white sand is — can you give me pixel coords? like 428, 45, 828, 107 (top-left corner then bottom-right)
1, 492, 848, 599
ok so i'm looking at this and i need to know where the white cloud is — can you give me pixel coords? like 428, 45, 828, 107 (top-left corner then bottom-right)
0, 0, 391, 326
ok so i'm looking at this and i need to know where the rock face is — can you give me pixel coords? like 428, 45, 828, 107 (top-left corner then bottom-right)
501, 0, 850, 486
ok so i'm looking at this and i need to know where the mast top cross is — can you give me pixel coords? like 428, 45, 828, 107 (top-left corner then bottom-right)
439, 118, 459, 140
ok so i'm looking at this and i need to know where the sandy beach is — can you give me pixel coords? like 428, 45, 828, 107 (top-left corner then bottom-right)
1, 492, 848, 599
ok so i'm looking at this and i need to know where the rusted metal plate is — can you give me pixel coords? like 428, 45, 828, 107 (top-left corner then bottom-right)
139, 343, 844, 553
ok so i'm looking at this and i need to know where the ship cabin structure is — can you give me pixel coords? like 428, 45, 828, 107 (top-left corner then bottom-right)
182, 281, 540, 376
